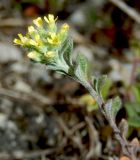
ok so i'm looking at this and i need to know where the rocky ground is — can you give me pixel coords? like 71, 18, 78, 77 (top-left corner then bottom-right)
0, 0, 139, 160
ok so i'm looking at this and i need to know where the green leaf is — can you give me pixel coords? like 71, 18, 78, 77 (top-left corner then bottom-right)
128, 116, 140, 127
132, 85, 140, 103
111, 96, 122, 118
101, 78, 111, 99
125, 102, 140, 127
77, 54, 88, 77
74, 53, 89, 80
47, 64, 67, 75
92, 75, 108, 97
104, 97, 121, 121
58, 37, 73, 66
127, 102, 140, 114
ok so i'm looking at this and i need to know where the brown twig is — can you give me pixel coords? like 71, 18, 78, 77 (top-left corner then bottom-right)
0, 87, 53, 106
109, 0, 140, 24
56, 116, 84, 151
85, 116, 101, 160
0, 87, 86, 109
0, 145, 65, 160
71, 122, 85, 134
129, 57, 139, 86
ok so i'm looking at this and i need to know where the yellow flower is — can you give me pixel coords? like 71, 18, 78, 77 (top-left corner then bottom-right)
13, 38, 22, 45
28, 26, 36, 34
47, 32, 60, 45
44, 14, 57, 24
61, 23, 69, 32
33, 17, 43, 28
59, 23, 69, 40
45, 51, 55, 59
44, 14, 57, 31
28, 39, 38, 46
14, 34, 29, 46
17, 34, 38, 46
18, 34, 28, 44
14, 34, 30, 46
35, 34, 42, 46
13, 14, 70, 63
27, 51, 37, 59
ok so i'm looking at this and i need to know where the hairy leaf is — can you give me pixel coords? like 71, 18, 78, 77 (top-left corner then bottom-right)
104, 97, 121, 121
58, 37, 73, 66
111, 96, 122, 118
93, 75, 108, 97
100, 78, 111, 99
74, 53, 89, 81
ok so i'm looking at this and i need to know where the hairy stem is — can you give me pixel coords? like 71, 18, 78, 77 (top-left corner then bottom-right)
79, 81, 137, 160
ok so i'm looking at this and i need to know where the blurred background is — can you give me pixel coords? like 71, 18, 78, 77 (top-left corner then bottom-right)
0, 0, 140, 159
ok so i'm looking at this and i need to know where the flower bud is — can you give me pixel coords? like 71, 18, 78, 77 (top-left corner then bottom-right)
45, 51, 55, 59
27, 51, 37, 59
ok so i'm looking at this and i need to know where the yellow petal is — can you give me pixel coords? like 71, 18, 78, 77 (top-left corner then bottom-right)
18, 34, 28, 43
18, 33, 23, 39
28, 26, 36, 34
44, 16, 49, 23
28, 39, 38, 46
33, 17, 43, 28
48, 14, 55, 23
27, 51, 37, 59
61, 23, 69, 31
47, 37, 60, 45
35, 34, 42, 45
50, 32, 56, 38
44, 14, 57, 24
13, 39, 22, 45
47, 38, 53, 44
47, 32, 60, 45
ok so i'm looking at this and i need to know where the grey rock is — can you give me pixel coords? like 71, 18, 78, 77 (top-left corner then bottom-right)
0, 43, 22, 63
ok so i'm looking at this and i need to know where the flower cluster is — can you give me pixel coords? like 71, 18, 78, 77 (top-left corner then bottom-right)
14, 14, 69, 64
